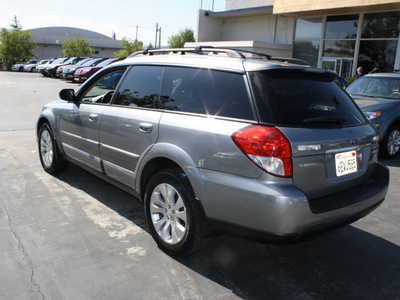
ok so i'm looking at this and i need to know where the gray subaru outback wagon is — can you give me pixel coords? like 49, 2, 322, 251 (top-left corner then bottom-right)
37, 47, 389, 256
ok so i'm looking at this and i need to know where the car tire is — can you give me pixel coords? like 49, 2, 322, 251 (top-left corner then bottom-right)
38, 123, 69, 174
380, 125, 400, 159
19, 66, 23, 72
32, 67, 36, 72
144, 169, 209, 256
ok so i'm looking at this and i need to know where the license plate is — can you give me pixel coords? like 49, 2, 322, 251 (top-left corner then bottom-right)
335, 151, 357, 177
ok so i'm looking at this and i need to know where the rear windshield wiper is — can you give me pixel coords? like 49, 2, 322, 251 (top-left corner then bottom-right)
303, 117, 347, 124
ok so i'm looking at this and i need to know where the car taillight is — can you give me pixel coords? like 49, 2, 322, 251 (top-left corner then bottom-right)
232, 125, 292, 177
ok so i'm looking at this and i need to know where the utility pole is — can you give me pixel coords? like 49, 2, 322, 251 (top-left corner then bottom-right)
155, 23, 162, 48
155, 23, 158, 48
135, 26, 139, 41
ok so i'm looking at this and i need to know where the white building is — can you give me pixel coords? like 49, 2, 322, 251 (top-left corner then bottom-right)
190, 0, 400, 77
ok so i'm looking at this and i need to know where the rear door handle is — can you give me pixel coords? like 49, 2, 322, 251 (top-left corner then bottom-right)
89, 113, 99, 122
139, 122, 153, 133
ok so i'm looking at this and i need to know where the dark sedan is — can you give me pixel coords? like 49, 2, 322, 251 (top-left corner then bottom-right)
74, 58, 124, 82
62, 58, 108, 81
347, 72, 400, 158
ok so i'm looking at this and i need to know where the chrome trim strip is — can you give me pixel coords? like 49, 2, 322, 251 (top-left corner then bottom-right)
326, 146, 360, 153
100, 143, 140, 158
60, 130, 99, 146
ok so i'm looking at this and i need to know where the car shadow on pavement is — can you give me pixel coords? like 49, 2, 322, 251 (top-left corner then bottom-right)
56, 164, 400, 299
380, 158, 400, 168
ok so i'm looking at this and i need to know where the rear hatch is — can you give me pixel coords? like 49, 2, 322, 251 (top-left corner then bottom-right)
249, 68, 379, 199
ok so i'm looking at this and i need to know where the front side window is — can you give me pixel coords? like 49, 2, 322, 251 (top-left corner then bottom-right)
113, 66, 163, 108
160, 67, 254, 120
81, 69, 126, 104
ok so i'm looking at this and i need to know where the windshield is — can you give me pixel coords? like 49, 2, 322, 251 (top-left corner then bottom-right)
51, 58, 67, 64
96, 58, 116, 67
81, 58, 102, 67
347, 76, 400, 100
63, 58, 75, 64
250, 70, 367, 128
76, 58, 90, 66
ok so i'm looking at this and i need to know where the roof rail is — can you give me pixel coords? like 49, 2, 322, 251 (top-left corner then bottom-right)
269, 57, 309, 66
128, 47, 251, 58
129, 47, 310, 66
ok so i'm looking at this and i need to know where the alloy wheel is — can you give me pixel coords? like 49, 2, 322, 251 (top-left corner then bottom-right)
150, 183, 187, 244
387, 129, 400, 156
40, 129, 54, 168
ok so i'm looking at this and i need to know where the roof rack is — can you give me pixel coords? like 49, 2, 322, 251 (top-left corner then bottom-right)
129, 46, 308, 66
269, 57, 309, 66
129, 46, 248, 58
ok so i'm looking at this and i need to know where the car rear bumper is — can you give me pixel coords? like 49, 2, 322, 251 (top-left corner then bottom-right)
197, 163, 389, 237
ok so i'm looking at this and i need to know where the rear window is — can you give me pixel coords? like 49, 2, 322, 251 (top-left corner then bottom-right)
250, 70, 367, 128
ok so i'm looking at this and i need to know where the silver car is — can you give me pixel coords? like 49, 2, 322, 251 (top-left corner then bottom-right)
37, 47, 389, 256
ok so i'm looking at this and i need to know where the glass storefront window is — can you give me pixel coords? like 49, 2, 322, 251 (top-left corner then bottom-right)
358, 40, 398, 72
325, 15, 359, 39
323, 40, 355, 58
362, 11, 400, 39
295, 17, 322, 39
293, 40, 320, 67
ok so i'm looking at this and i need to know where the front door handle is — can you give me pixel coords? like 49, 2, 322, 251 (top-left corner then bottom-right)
89, 113, 99, 123
139, 122, 153, 133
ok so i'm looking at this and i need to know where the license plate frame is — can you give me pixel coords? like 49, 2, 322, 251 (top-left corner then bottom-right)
335, 150, 357, 177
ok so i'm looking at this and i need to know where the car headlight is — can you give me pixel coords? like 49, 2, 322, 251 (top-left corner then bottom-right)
364, 111, 381, 120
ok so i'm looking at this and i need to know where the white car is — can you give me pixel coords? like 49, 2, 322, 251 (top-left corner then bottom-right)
24, 60, 48, 72
11, 60, 38, 71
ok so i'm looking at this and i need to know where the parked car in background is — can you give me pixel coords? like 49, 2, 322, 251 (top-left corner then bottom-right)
62, 57, 108, 81
11, 60, 38, 71
57, 58, 91, 78
335, 76, 350, 89
37, 59, 55, 74
347, 72, 400, 158
46, 57, 85, 77
24, 60, 48, 72
74, 58, 124, 82
40, 58, 69, 77
37, 47, 389, 256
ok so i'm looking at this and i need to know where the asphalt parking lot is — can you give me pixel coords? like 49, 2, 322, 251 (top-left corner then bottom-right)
1, 71, 400, 300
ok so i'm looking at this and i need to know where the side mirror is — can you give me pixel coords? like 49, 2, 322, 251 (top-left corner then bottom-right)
59, 89, 76, 102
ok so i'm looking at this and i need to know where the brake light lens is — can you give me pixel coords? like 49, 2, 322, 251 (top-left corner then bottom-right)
232, 125, 292, 177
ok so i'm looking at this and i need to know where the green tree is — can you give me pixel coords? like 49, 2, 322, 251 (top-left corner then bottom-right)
62, 36, 93, 57
115, 38, 143, 58
0, 16, 37, 70
167, 28, 195, 48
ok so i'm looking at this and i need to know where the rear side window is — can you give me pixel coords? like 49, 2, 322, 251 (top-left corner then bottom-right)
113, 66, 163, 108
250, 70, 367, 127
160, 67, 255, 120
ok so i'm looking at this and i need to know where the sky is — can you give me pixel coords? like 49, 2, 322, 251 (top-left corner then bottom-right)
0, 0, 226, 46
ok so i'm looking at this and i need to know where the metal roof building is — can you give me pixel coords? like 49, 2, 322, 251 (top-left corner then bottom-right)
28, 27, 123, 59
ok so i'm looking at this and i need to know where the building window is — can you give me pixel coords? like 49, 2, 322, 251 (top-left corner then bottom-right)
293, 17, 322, 67
358, 11, 400, 73
325, 15, 358, 39
362, 11, 400, 39
323, 14, 358, 59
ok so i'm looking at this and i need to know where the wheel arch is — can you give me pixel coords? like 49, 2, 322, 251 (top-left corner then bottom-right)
37, 113, 63, 155
136, 143, 206, 203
